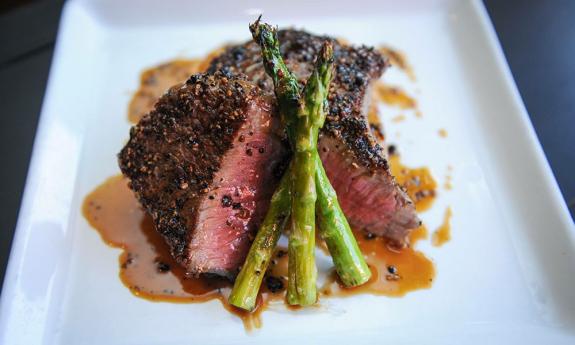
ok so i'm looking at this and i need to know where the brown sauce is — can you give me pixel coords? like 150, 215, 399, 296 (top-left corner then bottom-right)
83, 176, 435, 329
322, 226, 434, 297
378, 46, 416, 81
336, 37, 351, 46
83, 175, 286, 330
432, 207, 453, 247
83, 175, 225, 302
409, 224, 429, 244
374, 83, 417, 110
83, 45, 445, 330
392, 114, 406, 123
367, 103, 380, 126
389, 155, 437, 212
367, 103, 386, 142
128, 48, 223, 124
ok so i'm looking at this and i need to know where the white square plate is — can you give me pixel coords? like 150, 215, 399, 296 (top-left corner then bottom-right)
1, 0, 574, 344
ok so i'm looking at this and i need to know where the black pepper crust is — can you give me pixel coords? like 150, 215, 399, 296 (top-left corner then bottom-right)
208, 29, 390, 172
118, 71, 260, 264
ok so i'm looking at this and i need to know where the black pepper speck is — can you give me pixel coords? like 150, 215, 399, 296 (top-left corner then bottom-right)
221, 195, 232, 207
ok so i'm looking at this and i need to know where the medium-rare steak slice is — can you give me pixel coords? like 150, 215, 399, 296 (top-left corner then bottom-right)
119, 72, 288, 278
209, 29, 420, 247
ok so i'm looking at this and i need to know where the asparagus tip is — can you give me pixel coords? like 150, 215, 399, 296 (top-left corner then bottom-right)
249, 15, 263, 37
319, 41, 334, 63
249, 17, 277, 42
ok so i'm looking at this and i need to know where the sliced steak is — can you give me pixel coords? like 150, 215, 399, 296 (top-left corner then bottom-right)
209, 29, 420, 247
119, 72, 288, 278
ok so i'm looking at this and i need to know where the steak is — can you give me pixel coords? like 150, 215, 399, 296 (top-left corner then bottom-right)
119, 72, 288, 278
209, 29, 420, 247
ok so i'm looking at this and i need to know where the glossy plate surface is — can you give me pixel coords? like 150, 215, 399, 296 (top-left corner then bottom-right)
1, 0, 574, 343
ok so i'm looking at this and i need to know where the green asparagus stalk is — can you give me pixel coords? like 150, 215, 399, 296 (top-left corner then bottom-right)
250, 18, 317, 305
250, 22, 371, 288
304, 43, 372, 287
249, 18, 299, 142
228, 171, 291, 311
230, 19, 370, 312
228, 20, 309, 311
314, 152, 371, 286
287, 96, 318, 306
285, 43, 332, 304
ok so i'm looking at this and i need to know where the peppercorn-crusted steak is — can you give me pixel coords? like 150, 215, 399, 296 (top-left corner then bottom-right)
209, 29, 420, 247
119, 72, 287, 278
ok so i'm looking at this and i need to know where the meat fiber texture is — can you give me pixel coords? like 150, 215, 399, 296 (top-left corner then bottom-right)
119, 72, 288, 278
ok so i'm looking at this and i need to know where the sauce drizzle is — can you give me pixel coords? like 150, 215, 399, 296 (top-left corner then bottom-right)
83, 175, 289, 330
374, 83, 417, 110
378, 46, 416, 81
432, 207, 453, 247
83, 44, 446, 330
128, 48, 223, 123
83, 176, 435, 329
322, 225, 434, 298
389, 155, 437, 212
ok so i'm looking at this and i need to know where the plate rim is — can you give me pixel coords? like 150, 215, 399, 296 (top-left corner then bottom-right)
1, 0, 573, 343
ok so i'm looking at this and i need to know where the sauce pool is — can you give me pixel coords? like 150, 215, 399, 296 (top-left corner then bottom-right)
83, 176, 436, 330
83, 175, 289, 330
432, 207, 453, 247
322, 225, 434, 297
389, 155, 437, 212
83, 45, 446, 330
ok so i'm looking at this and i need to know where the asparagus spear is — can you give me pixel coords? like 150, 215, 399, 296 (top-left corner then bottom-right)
250, 18, 317, 305
228, 20, 312, 311
230, 20, 370, 312
286, 89, 319, 306
250, 22, 371, 287
229, 171, 291, 311
305, 43, 372, 287
285, 42, 333, 304
314, 152, 371, 286
249, 18, 299, 142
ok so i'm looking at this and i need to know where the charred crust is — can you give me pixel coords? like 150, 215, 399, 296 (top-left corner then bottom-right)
323, 115, 389, 172
118, 71, 257, 264
208, 29, 390, 172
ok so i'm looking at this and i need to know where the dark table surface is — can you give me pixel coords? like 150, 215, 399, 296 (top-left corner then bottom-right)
0, 0, 573, 290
